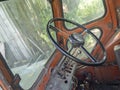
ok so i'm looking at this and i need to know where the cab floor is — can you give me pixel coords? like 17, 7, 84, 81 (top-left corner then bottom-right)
93, 83, 120, 90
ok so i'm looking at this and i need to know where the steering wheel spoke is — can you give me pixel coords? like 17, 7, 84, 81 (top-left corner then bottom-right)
49, 25, 59, 32
80, 46, 97, 62
81, 29, 88, 36
49, 25, 69, 38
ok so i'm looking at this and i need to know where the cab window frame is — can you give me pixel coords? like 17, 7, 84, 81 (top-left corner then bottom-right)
61, 0, 107, 31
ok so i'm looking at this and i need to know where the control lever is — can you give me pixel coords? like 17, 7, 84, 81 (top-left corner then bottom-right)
57, 70, 66, 79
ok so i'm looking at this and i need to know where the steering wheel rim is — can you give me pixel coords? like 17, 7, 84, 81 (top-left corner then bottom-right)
47, 18, 107, 66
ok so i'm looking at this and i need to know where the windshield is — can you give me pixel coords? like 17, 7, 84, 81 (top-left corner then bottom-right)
0, 0, 55, 89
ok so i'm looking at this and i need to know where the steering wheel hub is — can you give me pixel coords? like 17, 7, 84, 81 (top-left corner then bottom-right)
69, 33, 85, 48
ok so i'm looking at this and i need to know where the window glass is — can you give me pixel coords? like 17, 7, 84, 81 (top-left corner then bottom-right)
78, 28, 101, 59
62, 0, 105, 29
0, 87, 3, 90
0, 0, 54, 89
67, 28, 101, 59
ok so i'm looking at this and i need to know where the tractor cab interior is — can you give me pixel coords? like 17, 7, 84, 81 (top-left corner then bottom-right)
0, 0, 120, 90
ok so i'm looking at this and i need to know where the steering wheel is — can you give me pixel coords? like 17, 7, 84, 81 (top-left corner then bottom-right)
47, 18, 107, 66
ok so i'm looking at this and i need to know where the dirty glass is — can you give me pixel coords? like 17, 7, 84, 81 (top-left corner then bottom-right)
0, 0, 54, 89
0, 87, 2, 90
62, 0, 105, 29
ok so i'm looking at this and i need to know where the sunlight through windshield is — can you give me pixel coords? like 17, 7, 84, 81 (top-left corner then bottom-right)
0, 0, 55, 89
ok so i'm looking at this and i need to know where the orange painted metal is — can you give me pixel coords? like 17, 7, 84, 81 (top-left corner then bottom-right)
34, 0, 120, 89
0, 80, 7, 90
36, 50, 63, 90
0, 0, 119, 90
75, 65, 120, 82
0, 54, 14, 85
76, 0, 120, 83
114, 0, 120, 8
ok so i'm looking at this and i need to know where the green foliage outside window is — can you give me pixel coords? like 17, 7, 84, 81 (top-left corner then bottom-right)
63, 0, 105, 28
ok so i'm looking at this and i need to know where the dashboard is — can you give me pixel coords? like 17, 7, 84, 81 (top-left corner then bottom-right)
46, 57, 77, 90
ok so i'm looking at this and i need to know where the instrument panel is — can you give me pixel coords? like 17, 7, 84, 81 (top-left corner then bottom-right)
46, 57, 77, 90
